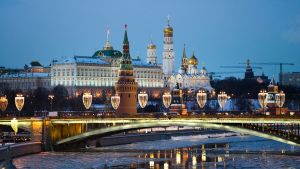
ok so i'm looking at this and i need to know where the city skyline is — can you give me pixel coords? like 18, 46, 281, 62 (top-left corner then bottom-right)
1, 0, 300, 80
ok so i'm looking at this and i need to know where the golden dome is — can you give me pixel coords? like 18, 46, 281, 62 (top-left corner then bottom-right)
147, 42, 156, 49
189, 52, 198, 65
164, 26, 173, 35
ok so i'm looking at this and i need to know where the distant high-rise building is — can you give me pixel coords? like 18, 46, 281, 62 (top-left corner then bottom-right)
282, 72, 300, 87
115, 25, 138, 115
244, 59, 254, 79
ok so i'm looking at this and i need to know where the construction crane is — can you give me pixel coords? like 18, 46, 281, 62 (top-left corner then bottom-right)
239, 59, 294, 86
220, 66, 263, 69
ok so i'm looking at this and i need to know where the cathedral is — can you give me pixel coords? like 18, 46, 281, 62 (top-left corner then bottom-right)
167, 45, 213, 92
158, 18, 213, 92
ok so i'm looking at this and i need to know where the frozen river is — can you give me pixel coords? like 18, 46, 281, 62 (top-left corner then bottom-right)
4, 133, 300, 169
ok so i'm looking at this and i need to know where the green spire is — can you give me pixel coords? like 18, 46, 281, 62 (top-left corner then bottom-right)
123, 24, 129, 44
120, 24, 133, 70
182, 44, 187, 58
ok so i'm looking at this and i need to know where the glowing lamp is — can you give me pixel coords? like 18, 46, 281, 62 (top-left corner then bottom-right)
82, 92, 92, 110
0, 95, 8, 112
111, 94, 120, 110
15, 94, 25, 111
196, 90, 207, 109
138, 91, 148, 108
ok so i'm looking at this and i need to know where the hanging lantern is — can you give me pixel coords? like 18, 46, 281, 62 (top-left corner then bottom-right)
275, 91, 285, 108
218, 91, 228, 110
162, 92, 172, 109
82, 92, 92, 110
275, 91, 285, 115
258, 89, 268, 109
15, 94, 25, 111
111, 94, 120, 110
196, 90, 207, 109
0, 95, 8, 112
11, 118, 18, 135
138, 91, 148, 108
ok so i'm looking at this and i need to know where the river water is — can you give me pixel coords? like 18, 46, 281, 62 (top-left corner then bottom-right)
9, 134, 300, 169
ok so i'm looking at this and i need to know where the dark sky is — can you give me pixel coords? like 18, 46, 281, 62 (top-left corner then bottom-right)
1, 0, 300, 80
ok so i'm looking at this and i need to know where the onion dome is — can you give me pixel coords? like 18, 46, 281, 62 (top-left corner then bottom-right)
188, 51, 198, 65
164, 16, 173, 36
164, 26, 173, 35
147, 41, 156, 49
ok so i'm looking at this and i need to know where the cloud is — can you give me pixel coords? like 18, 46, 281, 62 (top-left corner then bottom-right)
282, 17, 300, 44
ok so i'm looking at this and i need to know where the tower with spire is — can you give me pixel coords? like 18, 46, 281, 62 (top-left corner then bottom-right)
146, 39, 157, 65
181, 44, 188, 73
115, 25, 138, 115
162, 16, 175, 75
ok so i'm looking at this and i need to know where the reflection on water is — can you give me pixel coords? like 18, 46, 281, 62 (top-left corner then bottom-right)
134, 143, 228, 169
10, 135, 300, 169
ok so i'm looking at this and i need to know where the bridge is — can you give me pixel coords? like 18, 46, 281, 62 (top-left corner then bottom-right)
0, 116, 300, 150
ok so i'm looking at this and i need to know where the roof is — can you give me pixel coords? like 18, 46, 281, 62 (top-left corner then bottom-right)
54, 56, 109, 65
0, 72, 50, 78
131, 57, 159, 68
92, 49, 122, 58
30, 61, 42, 67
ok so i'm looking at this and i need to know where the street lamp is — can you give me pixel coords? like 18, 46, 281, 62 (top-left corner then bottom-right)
138, 91, 148, 113
0, 95, 8, 112
196, 90, 207, 113
275, 91, 285, 115
48, 94, 54, 111
111, 94, 120, 110
82, 92, 92, 110
15, 94, 25, 114
258, 89, 268, 115
162, 92, 172, 113
218, 91, 228, 112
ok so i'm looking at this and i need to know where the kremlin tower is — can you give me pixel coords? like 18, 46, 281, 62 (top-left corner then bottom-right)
181, 44, 188, 73
162, 16, 175, 75
115, 25, 138, 115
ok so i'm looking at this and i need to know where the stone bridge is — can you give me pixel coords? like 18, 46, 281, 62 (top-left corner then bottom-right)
1, 117, 300, 150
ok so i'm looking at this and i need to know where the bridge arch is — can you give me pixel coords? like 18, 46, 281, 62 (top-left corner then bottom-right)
56, 121, 300, 147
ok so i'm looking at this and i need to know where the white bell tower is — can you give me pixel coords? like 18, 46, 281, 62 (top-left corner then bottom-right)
162, 16, 175, 75
147, 39, 157, 65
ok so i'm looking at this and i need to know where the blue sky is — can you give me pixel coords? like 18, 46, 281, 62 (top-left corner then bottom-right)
0, 0, 300, 80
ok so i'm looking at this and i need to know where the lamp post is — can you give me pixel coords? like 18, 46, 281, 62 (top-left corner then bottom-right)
258, 89, 268, 115
138, 91, 148, 113
48, 94, 54, 112
15, 94, 25, 116
0, 95, 8, 115
82, 92, 93, 110
218, 91, 228, 112
275, 91, 285, 115
111, 94, 120, 110
162, 92, 172, 113
196, 90, 207, 114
